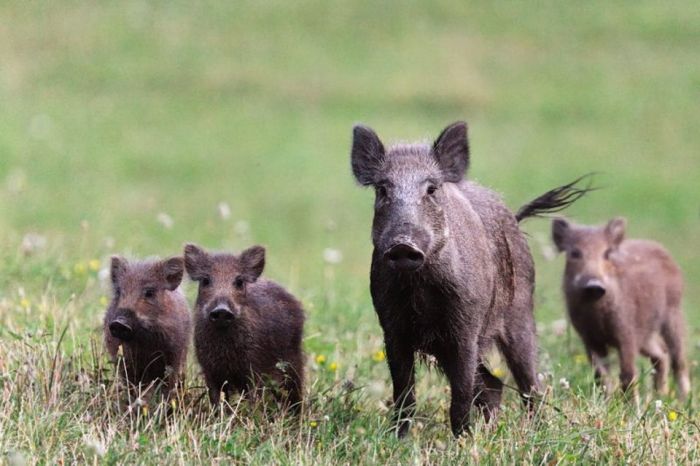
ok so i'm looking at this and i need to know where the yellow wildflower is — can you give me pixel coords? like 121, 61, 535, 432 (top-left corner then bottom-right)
141, 405, 149, 416
171, 399, 177, 410
574, 354, 587, 364
372, 350, 386, 362
74, 262, 87, 275
19, 298, 31, 310
492, 367, 506, 378
99, 296, 109, 307
315, 354, 326, 365
88, 259, 101, 271
329, 362, 338, 372
310, 420, 318, 428
668, 410, 678, 422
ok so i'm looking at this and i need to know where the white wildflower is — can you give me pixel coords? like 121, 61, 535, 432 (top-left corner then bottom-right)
156, 212, 174, 229
559, 377, 570, 390
323, 248, 343, 264
217, 202, 231, 220
20, 233, 47, 256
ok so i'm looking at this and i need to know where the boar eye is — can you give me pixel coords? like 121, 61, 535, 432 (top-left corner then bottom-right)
143, 287, 156, 299
234, 276, 245, 290
376, 185, 387, 198
569, 249, 582, 259
604, 248, 613, 260
426, 185, 438, 196
201, 277, 211, 288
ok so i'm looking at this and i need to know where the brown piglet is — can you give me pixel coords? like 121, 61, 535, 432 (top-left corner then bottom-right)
184, 243, 305, 408
104, 256, 191, 398
552, 217, 689, 398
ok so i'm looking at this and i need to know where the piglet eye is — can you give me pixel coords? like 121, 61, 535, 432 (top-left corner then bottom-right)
143, 288, 156, 299
569, 249, 582, 259
604, 248, 613, 260
201, 277, 211, 288
234, 277, 245, 290
426, 185, 438, 196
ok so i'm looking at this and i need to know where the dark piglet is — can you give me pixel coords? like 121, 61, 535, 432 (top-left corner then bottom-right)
552, 217, 689, 398
104, 256, 191, 398
184, 244, 305, 408
351, 121, 590, 437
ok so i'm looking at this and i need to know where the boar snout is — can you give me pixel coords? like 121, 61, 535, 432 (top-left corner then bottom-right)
384, 242, 425, 271
109, 315, 134, 341
208, 302, 239, 327
581, 277, 606, 301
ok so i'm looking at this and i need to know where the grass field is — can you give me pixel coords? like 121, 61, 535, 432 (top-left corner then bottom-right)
1, 1, 699, 464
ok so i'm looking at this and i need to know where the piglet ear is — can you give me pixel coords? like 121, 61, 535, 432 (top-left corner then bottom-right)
605, 217, 626, 247
551, 218, 571, 252
239, 245, 265, 281
110, 256, 127, 287
184, 243, 209, 280
351, 124, 385, 186
161, 257, 184, 291
432, 121, 469, 183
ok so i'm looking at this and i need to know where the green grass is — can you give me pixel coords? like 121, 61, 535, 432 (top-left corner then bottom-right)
1, 1, 699, 463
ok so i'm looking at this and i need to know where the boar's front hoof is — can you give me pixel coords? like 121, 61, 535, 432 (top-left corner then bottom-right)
384, 244, 425, 271
109, 317, 134, 341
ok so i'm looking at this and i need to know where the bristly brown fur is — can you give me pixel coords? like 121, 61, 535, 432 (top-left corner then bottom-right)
184, 244, 305, 410
351, 121, 588, 438
103, 257, 191, 400
552, 217, 690, 399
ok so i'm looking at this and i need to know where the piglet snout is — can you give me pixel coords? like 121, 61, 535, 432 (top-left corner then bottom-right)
109, 316, 134, 341
582, 278, 606, 300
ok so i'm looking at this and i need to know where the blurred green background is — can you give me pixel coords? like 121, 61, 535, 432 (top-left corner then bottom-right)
1, 2, 700, 463
1, 0, 698, 341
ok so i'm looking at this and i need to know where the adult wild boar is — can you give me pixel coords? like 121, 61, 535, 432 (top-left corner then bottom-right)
351, 121, 590, 437
104, 256, 191, 399
552, 217, 689, 398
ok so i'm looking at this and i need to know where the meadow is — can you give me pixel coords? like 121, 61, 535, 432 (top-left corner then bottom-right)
1, 1, 699, 464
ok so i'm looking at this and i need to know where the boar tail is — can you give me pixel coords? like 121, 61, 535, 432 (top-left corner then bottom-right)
515, 173, 595, 223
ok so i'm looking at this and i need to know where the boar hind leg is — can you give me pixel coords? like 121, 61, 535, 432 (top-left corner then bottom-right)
498, 319, 539, 409
661, 315, 690, 399
641, 334, 669, 395
385, 338, 416, 438
473, 364, 503, 422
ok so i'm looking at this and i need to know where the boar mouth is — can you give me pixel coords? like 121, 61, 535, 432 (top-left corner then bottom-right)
383, 243, 426, 271
109, 317, 134, 341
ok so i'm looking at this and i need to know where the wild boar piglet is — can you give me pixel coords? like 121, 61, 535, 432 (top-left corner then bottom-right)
552, 217, 689, 398
184, 243, 305, 408
104, 256, 191, 398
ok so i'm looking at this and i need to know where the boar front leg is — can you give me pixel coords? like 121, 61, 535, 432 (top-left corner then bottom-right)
385, 336, 416, 438
617, 340, 638, 398
441, 339, 477, 437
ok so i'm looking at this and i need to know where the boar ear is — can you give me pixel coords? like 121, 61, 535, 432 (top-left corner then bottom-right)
239, 245, 265, 281
110, 256, 127, 287
432, 121, 469, 183
605, 217, 626, 247
184, 243, 209, 280
161, 257, 184, 291
351, 124, 385, 186
551, 218, 571, 252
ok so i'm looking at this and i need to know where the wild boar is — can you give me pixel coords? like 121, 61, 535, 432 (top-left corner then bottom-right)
184, 243, 305, 408
552, 217, 689, 398
104, 256, 191, 398
351, 121, 590, 437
